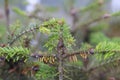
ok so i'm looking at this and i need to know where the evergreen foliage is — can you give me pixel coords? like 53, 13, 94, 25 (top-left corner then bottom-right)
1, 0, 120, 80
0, 47, 29, 62
39, 18, 75, 51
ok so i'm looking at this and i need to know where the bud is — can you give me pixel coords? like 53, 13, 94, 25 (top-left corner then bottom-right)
0, 44, 6, 47
89, 48, 94, 54
98, 0, 104, 5
70, 7, 77, 16
32, 65, 39, 72
103, 13, 111, 19
57, 20, 64, 25
0, 57, 5, 61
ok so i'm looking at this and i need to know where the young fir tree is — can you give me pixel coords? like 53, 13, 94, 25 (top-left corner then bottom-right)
1, 0, 120, 80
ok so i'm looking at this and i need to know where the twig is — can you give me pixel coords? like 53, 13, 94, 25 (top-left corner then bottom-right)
63, 49, 120, 58
8, 25, 39, 46
71, 14, 111, 33
4, 0, 10, 34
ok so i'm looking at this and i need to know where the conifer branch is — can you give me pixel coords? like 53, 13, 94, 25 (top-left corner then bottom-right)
8, 25, 39, 46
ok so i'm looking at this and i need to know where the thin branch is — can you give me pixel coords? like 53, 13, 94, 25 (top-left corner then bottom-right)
30, 50, 120, 60
4, 0, 10, 34
31, 53, 56, 58
28, 15, 51, 22
63, 49, 120, 59
8, 25, 39, 46
63, 50, 90, 59
71, 14, 111, 33
88, 57, 120, 72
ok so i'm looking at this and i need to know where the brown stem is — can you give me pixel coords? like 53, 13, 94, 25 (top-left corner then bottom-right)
63, 50, 89, 58
4, 0, 10, 34
71, 17, 102, 33
8, 25, 39, 46
57, 37, 65, 80
71, 13, 111, 33
58, 54, 63, 80
64, 50, 120, 59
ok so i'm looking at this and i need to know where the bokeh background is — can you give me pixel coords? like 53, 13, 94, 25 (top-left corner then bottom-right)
0, 0, 120, 80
